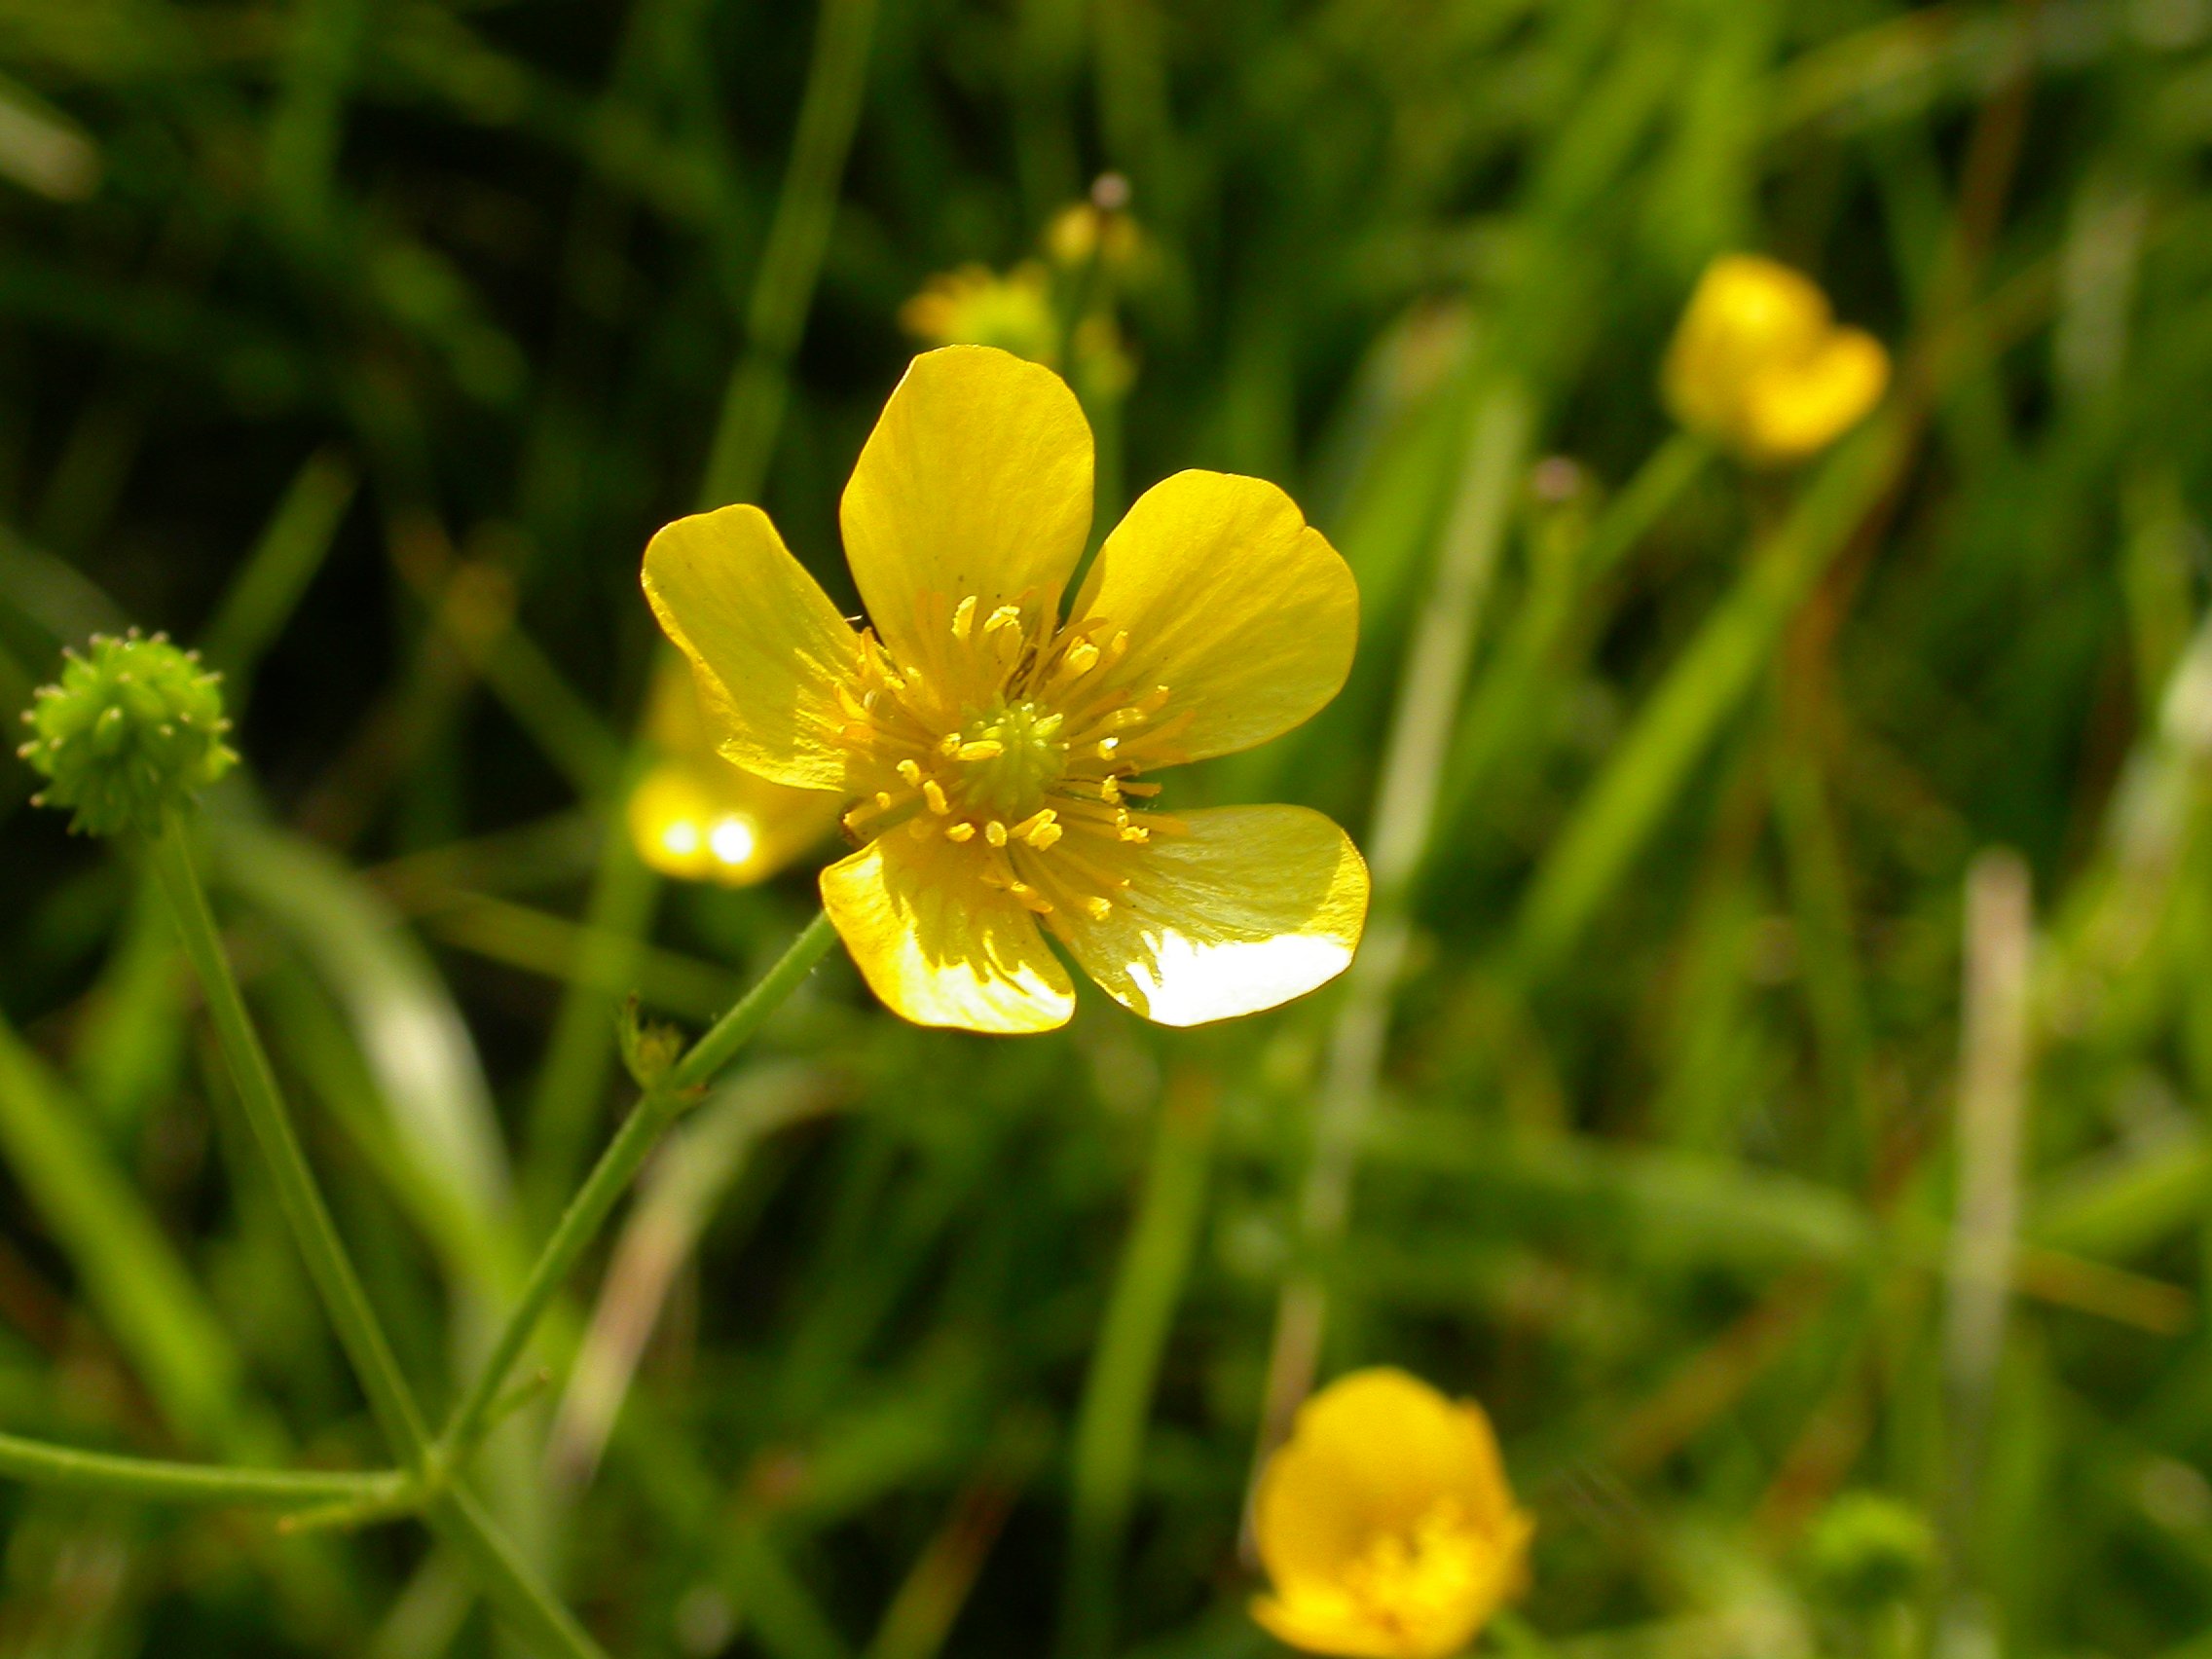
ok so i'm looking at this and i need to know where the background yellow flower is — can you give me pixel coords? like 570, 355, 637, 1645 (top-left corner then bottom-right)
625, 656, 841, 886
1252, 1370, 1531, 1659
1661, 254, 1889, 465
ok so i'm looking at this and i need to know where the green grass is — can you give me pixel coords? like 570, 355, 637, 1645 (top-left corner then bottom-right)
2, 0, 2210, 1655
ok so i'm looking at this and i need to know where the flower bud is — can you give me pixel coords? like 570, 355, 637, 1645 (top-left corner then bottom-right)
18, 630, 237, 836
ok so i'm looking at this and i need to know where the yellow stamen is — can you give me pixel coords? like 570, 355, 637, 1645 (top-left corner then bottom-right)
945, 822, 977, 843
985, 820, 1008, 847
923, 779, 950, 815
950, 594, 977, 642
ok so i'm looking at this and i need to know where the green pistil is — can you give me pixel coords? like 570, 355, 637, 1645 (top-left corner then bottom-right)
959, 699, 1066, 817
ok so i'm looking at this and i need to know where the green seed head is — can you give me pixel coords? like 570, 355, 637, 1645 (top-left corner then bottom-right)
18, 630, 238, 836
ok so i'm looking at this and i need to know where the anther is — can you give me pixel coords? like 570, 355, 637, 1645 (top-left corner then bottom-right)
985, 821, 1009, 848
981, 605, 1023, 637
897, 759, 923, 787
956, 739, 1006, 761
1080, 896, 1113, 920
1011, 808, 1057, 844
923, 780, 950, 815
951, 595, 977, 642
945, 822, 977, 843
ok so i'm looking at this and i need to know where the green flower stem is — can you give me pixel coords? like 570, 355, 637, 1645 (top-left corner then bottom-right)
153, 808, 610, 1659
1427, 429, 1711, 868
1059, 1073, 1218, 1659
1506, 415, 1905, 984
523, 0, 876, 1221
428, 1488, 608, 1659
0, 1431, 402, 1509
699, 0, 880, 511
439, 907, 837, 1464
150, 808, 431, 1468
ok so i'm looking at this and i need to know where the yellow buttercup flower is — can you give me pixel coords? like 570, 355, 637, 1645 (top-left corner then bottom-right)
627, 657, 841, 886
1252, 1369, 1531, 1659
1046, 199, 1144, 274
900, 262, 1060, 365
1662, 254, 1889, 466
644, 345, 1369, 1034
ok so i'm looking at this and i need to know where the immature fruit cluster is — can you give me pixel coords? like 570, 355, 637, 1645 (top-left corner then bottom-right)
18, 630, 237, 836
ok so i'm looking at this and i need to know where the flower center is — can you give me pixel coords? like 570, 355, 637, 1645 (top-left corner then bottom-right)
830, 595, 1197, 922
953, 698, 1065, 818
1339, 1498, 1486, 1635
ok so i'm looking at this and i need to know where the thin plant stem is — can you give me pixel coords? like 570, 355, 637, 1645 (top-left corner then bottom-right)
151, 807, 431, 1467
152, 808, 612, 1659
1427, 429, 1711, 869
699, 0, 881, 512
1506, 416, 1903, 984
428, 1487, 608, 1659
1059, 1071, 1218, 1659
1250, 382, 1531, 1493
0, 1431, 403, 1509
440, 907, 838, 1463
522, 0, 878, 1217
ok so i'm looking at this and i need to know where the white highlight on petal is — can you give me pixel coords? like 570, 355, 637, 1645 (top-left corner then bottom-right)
1120, 930, 1355, 1028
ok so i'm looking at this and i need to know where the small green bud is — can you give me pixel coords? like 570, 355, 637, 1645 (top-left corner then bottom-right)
18, 630, 237, 836
616, 994, 685, 1090
1802, 1491, 1938, 1611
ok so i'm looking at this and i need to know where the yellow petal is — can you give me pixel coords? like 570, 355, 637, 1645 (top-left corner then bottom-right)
840, 346, 1093, 680
820, 832, 1075, 1033
1738, 325, 1889, 464
642, 505, 861, 790
1251, 1590, 1432, 1659
1071, 471, 1356, 763
1049, 805, 1367, 1027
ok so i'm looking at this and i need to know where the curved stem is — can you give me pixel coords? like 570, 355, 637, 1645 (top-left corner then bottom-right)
154, 809, 613, 1659
0, 1431, 403, 1509
439, 907, 837, 1462
151, 808, 431, 1467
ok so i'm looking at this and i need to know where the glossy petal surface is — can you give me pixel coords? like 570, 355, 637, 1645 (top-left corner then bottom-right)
1071, 471, 1356, 762
840, 346, 1092, 679
821, 832, 1076, 1033
1050, 805, 1368, 1027
642, 505, 861, 790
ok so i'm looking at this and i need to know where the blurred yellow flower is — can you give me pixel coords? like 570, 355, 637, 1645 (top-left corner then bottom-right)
900, 262, 1060, 365
1046, 199, 1143, 274
1252, 1369, 1531, 1659
627, 658, 841, 886
1662, 254, 1889, 466
644, 345, 1368, 1034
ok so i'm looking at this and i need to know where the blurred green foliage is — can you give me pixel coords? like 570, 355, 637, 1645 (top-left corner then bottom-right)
1, 0, 2212, 1656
